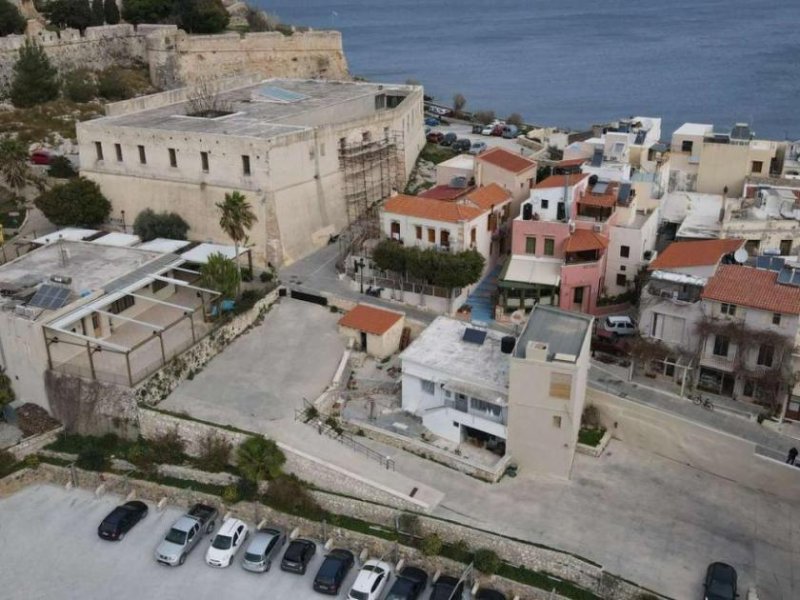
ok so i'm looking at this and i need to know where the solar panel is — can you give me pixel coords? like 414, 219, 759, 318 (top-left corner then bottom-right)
777, 267, 793, 285
591, 148, 603, 167
28, 284, 70, 310
462, 328, 487, 345
255, 85, 309, 103
792, 270, 800, 286
593, 181, 609, 194
769, 257, 785, 272
618, 183, 632, 204
756, 256, 770, 270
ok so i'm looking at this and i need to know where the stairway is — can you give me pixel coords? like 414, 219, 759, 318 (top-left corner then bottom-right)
465, 263, 502, 323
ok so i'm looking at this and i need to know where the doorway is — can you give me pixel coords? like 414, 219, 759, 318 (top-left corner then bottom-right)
360, 331, 367, 352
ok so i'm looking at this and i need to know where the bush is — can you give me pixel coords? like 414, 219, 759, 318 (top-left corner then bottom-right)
133, 208, 190, 241
420, 533, 442, 556
245, 7, 278, 32
473, 110, 496, 125
506, 113, 524, 128
126, 441, 157, 474
397, 513, 420, 536
10, 39, 60, 108
176, 0, 229, 34
236, 476, 258, 501
62, 68, 97, 103
236, 435, 285, 481
222, 483, 240, 504
97, 69, 131, 101
47, 155, 78, 179
0, 449, 17, 477
35, 177, 111, 226
121, 0, 172, 25
240, 268, 253, 282
474, 548, 501, 575
448, 539, 471, 562
197, 432, 232, 472
103, 0, 119, 24
0, 0, 26, 36
264, 473, 326, 520
149, 429, 186, 464
76, 447, 110, 471
259, 271, 273, 283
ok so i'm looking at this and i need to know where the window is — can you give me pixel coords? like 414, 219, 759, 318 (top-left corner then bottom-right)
757, 344, 774, 367
772, 313, 781, 326
454, 393, 468, 412
168, 148, 177, 168
362, 131, 371, 142
420, 379, 435, 395
200, 151, 209, 173
470, 398, 502, 419
114, 143, 122, 162
751, 160, 763, 174
415, 225, 422, 240
470, 227, 476, 245
720, 303, 736, 316
620, 265, 626, 272
427, 228, 435, 243
681, 140, 693, 153
620, 245, 630, 258
390, 221, 400, 238
137, 145, 146, 164
440, 230, 450, 247
573, 286, 584, 305
374, 94, 386, 110
616, 274, 627, 286
544, 238, 555, 256
91, 313, 100, 331
94, 142, 103, 161
550, 373, 572, 399
541, 199, 549, 210
242, 155, 251, 176
109, 295, 135, 315
552, 415, 562, 428
712, 335, 730, 357
525, 237, 536, 254
780, 239, 792, 255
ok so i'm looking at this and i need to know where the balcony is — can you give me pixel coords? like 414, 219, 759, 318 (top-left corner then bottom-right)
444, 397, 507, 426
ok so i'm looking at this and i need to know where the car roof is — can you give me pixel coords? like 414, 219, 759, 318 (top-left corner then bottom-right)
606, 315, 633, 323
476, 589, 507, 600
326, 548, 354, 561
352, 560, 391, 590
435, 575, 459, 586
399, 566, 427, 582
102, 507, 129, 524
216, 518, 245, 536
246, 531, 278, 553
708, 562, 737, 576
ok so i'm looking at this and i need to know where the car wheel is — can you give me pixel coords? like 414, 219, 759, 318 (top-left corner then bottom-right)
179, 554, 186, 566
118, 533, 125, 541
141, 509, 148, 520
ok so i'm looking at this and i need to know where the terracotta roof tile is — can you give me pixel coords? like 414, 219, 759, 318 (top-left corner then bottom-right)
649, 239, 744, 270
383, 194, 485, 223
419, 185, 474, 201
465, 184, 512, 210
578, 181, 619, 208
563, 229, 608, 253
701, 265, 800, 315
339, 304, 404, 336
477, 147, 536, 173
535, 173, 588, 189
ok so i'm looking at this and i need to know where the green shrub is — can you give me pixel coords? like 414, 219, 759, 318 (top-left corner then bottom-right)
34, 177, 110, 227
197, 432, 232, 472
259, 271, 273, 283
0, 0, 26, 36
237, 435, 285, 481
23, 454, 40, 469
76, 447, 110, 471
62, 68, 97, 103
419, 533, 442, 556
447, 539, 471, 563
47, 155, 78, 179
474, 548, 501, 575
264, 473, 326, 520
149, 429, 186, 464
133, 208, 190, 241
240, 268, 253, 282
0, 449, 18, 477
10, 39, 60, 108
222, 484, 240, 504
236, 477, 258, 501
97, 69, 131, 101
577, 428, 605, 447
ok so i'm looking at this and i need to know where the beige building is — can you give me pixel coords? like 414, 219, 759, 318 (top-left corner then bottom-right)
338, 304, 405, 359
668, 122, 781, 196
474, 147, 537, 216
77, 77, 425, 268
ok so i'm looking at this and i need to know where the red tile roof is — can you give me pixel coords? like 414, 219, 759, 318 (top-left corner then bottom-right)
477, 147, 536, 173
649, 239, 744, 270
535, 173, 588, 189
339, 304, 404, 336
701, 265, 800, 315
419, 184, 474, 201
465, 184, 512, 210
557, 158, 588, 168
578, 181, 619, 208
383, 194, 485, 223
563, 229, 609, 253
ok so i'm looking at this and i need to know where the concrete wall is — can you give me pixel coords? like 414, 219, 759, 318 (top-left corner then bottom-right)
605, 210, 658, 296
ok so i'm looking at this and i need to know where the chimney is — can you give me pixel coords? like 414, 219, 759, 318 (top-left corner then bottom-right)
525, 341, 549, 361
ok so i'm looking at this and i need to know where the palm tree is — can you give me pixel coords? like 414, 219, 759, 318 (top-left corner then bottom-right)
216, 191, 257, 295
0, 138, 36, 205
236, 435, 285, 482
200, 252, 240, 317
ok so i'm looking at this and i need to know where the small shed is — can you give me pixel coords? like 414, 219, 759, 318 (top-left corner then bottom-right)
338, 304, 405, 359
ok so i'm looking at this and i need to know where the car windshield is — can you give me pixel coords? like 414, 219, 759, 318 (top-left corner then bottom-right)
244, 552, 263, 563
165, 528, 187, 545
350, 591, 368, 600
708, 580, 734, 597
211, 535, 232, 550
99, 522, 116, 532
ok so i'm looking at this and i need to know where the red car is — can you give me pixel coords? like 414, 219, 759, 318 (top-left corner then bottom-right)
30, 150, 53, 165
490, 124, 505, 136
426, 131, 444, 144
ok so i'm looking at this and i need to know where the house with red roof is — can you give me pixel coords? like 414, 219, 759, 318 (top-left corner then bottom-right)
338, 303, 405, 359
474, 147, 537, 215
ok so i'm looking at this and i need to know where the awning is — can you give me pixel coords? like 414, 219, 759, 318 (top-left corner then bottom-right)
564, 229, 608, 253
500, 256, 561, 288
32, 228, 98, 245
180, 243, 248, 264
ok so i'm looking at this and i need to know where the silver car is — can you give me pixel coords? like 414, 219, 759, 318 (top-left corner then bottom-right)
241, 527, 286, 573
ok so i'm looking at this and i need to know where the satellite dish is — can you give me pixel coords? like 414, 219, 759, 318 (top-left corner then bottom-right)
734, 248, 748, 264
510, 310, 525, 324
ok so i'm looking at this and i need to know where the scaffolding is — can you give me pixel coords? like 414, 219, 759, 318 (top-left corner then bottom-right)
337, 132, 405, 261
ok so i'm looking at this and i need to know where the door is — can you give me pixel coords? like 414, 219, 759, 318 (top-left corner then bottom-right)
360, 331, 367, 351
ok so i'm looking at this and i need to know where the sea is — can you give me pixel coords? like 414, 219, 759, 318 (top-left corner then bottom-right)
258, 0, 800, 140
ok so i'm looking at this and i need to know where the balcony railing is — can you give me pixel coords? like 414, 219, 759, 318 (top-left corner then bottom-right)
444, 398, 507, 425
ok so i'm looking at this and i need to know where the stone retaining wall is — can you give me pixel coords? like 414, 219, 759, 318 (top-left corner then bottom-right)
6, 426, 63, 459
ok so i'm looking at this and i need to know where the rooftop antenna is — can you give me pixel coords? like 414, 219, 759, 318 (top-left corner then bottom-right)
57, 235, 68, 268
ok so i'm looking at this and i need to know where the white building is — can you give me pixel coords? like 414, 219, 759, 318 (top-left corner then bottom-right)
435, 154, 475, 187
77, 77, 425, 267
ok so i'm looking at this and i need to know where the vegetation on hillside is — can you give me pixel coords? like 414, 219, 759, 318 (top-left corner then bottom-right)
0, 0, 26, 36
10, 40, 60, 109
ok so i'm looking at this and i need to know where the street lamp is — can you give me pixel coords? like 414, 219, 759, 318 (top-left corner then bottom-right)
355, 257, 366, 294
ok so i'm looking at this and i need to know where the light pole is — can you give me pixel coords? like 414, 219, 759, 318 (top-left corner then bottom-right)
355, 257, 366, 294
120, 210, 126, 233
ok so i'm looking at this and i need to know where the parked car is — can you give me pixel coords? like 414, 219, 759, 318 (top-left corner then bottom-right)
426, 131, 444, 144
155, 503, 218, 566
468, 141, 487, 155
491, 124, 505, 136
471, 124, 484, 134
598, 315, 636, 338
480, 124, 496, 136
97, 500, 148, 541
205, 518, 249, 568
241, 526, 286, 573
429, 575, 464, 600
313, 548, 355, 594
30, 149, 53, 165
703, 562, 737, 600
348, 559, 392, 600
502, 125, 519, 139
424, 117, 440, 127
475, 589, 507, 600
385, 566, 428, 600
281, 538, 317, 574
440, 133, 458, 147
452, 138, 472, 153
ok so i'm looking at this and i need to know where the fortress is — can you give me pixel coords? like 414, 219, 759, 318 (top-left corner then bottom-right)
0, 23, 349, 92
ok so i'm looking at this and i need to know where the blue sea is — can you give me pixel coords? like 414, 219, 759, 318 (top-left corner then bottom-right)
259, 0, 800, 140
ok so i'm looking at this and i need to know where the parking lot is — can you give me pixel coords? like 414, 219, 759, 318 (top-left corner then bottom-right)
428, 122, 536, 157
0, 484, 444, 600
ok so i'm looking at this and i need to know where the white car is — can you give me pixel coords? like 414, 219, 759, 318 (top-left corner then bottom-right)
481, 124, 495, 135
205, 518, 249, 567
598, 315, 636, 338
348, 559, 393, 600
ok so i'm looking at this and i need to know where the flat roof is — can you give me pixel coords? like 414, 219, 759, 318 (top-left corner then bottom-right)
32, 228, 98, 245
438, 154, 475, 170
400, 317, 509, 395
93, 78, 413, 140
673, 123, 712, 137
180, 243, 248, 264
92, 232, 141, 247
136, 238, 192, 253
514, 305, 592, 362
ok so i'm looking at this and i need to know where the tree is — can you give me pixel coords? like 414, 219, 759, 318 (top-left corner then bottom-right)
452, 92, 466, 116
45, 0, 93, 31
34, 177, 111, 226
216, 190, 257, 294
103, 0, 119, 24
236, 435, 285, 482
506, 112, 524, 128
371, 240, 484, 292
47, 156, 79, 179
0, 0, 26, 36
10, 39, 59, 108
473, 110, 496, 125
121, 0, 173, 25
0, 367, 16, 411
0, 138, 33, 200
176, 0, 229, 33
62, 68, 97, 103
133, 208, 190, 241
200, 252, 240, 313
245, 6, 278, 32
91, 0, 104, 25
97, 69, 131, 101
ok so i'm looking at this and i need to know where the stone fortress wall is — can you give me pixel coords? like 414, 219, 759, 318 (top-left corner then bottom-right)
0, 23, 349, 93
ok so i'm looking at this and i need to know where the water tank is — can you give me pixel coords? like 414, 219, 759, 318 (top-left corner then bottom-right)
501, 336, 516, 354
450, 176, 468, 189
522, 203, 533, 220
588, 174, 599, 186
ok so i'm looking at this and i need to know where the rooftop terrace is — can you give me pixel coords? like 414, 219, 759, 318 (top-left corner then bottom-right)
514, 305, 593, 362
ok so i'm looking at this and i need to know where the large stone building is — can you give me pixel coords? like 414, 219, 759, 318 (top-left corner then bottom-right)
77, 77, 425, 267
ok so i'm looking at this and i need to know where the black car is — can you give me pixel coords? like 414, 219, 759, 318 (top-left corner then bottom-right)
440, 133, 458, 147
313, 548, 355, 594
475, 589, 507, 600
704, 562, 737, 600
280, 538, 316, 574
471, 124, 484, 134
97, 500, 148, 541
429, 575, 464, 600
452, 138, 472, 153
385, 565, 428, 600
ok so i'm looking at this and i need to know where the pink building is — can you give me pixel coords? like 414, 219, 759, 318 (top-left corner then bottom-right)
499, 173, 621, 315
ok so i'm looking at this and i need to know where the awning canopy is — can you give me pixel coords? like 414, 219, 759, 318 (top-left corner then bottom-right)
92, 232, 141, 247
136, 238, 192, 253
564, 229, 608, 253
180, 243, 249, 264
33, 228, 98, 245
500, 256, 561, 288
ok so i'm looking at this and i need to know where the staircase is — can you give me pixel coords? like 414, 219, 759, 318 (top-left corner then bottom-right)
465, 263, 502, 323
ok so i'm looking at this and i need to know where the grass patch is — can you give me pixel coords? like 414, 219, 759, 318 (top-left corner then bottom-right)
498, 564, 602, 600
0, 99, 103, 145
577, 428, 606, 447
419, 143, 456, 165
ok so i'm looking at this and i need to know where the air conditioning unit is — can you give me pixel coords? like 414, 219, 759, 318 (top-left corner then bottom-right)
593, 223, 603, 232
568, 220, 576, 233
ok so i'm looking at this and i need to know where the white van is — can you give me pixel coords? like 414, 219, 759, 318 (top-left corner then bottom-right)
599, 315, 636, 337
